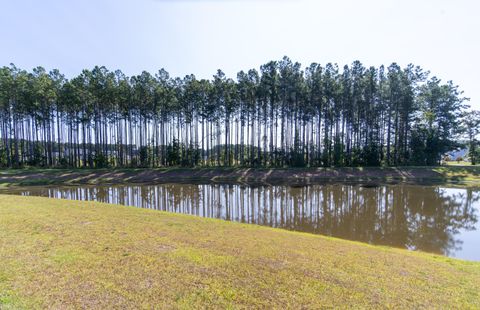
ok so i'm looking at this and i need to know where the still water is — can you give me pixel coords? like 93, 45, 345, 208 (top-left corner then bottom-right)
4, 183, 479, 261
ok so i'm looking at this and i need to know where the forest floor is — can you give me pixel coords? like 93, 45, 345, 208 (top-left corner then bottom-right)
0, 165, 480, 187
1, 195, 479, 308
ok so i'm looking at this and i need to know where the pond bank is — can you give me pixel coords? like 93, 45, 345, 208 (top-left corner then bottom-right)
0, 166, 480, 187
1, 195, 479, 308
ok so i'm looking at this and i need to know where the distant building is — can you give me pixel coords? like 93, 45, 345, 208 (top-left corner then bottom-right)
445, 148, 468, 161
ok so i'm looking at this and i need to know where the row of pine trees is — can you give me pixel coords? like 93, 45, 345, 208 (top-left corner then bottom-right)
0, 57, 467, 168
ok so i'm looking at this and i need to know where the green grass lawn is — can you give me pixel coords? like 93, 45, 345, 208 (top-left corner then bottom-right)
444, 161, 474, 166
0, 196, 479, 308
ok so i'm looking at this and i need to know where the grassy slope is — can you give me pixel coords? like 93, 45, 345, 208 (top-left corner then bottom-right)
0, 195, 479, 309
1, 165, 480, 187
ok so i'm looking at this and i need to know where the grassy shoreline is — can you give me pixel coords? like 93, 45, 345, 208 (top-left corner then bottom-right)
0, 165, 480, 187
1, 195, 479, 308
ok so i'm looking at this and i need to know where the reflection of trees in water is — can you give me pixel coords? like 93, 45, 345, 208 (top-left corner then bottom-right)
16, 184, 479, 256
406, 187, 479, 256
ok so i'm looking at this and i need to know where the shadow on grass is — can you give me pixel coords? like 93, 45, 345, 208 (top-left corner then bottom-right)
0, 166, 480, 188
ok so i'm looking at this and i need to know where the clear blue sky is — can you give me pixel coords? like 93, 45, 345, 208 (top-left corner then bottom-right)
1, 0, 478, 107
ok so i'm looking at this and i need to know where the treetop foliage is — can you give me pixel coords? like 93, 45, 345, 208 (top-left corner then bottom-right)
0, 57, 470, 168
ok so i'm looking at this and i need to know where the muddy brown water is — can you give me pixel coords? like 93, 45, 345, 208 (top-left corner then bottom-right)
2, 183, 479, 261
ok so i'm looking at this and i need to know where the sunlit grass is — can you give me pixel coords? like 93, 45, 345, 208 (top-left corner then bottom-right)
1, 195, 479, 308
444, 161, 473, 166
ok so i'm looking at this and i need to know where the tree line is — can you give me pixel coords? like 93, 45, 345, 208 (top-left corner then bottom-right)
0, 57, 471, 169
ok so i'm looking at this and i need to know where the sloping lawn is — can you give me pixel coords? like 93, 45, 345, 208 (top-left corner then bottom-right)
0, 195, 479, 308
2, 166, 480, 188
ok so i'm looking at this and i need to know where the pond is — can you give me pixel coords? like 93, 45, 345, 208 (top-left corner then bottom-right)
3, 183, 479, 261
